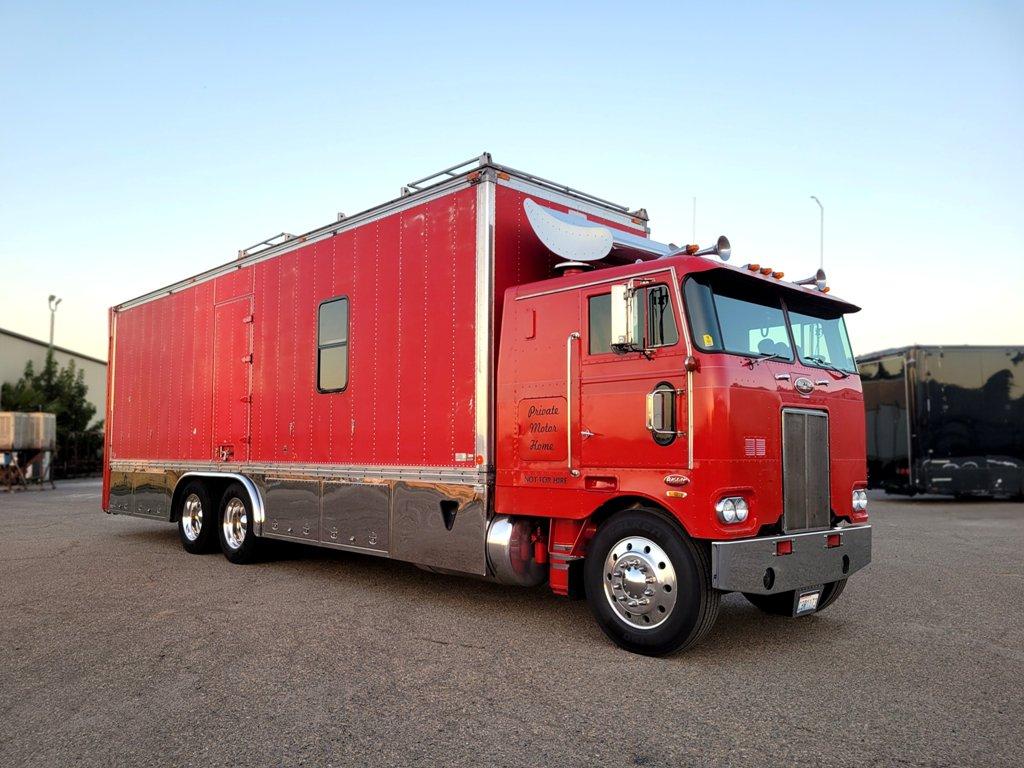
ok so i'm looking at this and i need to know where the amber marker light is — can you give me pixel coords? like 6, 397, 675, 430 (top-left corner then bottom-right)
759, 267, 772, 275
747, 263, 760, 271
772, 271, 784, 279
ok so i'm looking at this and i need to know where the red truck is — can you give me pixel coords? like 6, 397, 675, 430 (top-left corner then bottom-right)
103, 154, 871, 655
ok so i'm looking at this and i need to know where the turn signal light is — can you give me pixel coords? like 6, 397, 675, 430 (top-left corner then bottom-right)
776, 540, 793, 556
826, 533, 842, 548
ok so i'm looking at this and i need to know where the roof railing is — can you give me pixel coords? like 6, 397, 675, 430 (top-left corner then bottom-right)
237, 232, 297, 259
401, 152, 637, 216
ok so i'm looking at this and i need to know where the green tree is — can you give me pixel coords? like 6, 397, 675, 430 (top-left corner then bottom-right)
1, 351, 101, 445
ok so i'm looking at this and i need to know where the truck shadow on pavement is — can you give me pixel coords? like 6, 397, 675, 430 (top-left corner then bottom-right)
114, 524, 853, 660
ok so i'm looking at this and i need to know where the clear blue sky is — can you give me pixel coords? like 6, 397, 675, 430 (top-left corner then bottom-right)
1, 1, 1022, 360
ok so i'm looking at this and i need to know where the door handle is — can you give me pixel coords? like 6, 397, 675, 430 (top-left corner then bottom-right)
646, 387, 686, 438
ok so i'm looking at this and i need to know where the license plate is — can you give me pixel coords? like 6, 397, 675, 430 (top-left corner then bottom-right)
795, 589, 821, 615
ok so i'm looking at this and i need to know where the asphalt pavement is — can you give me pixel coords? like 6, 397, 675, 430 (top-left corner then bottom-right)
1, 481, 1021, 767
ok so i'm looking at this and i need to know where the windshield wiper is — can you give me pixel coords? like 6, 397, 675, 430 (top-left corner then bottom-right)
742, 352, 789, 368
803, 355, 850, 379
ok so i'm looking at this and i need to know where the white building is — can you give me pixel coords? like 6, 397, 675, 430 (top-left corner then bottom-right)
0, 327, 107, 423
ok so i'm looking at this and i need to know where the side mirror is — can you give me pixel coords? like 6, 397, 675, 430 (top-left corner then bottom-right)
610, 283, 640, 351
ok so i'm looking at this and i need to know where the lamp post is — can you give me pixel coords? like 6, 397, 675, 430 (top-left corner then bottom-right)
48, 295, 62, 351
810, 196, 824, 270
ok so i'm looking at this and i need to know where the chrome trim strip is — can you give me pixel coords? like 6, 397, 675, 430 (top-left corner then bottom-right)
567, 331, 580, 476
664, 266, 694, 470
175, 471, 267, 536
111, 459, 489, 485
475, 177, 496, 467
491, 162, 634, 214
497, 176, 646, 231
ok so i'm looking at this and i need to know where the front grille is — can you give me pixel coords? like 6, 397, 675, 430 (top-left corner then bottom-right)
782, 409, 831, 531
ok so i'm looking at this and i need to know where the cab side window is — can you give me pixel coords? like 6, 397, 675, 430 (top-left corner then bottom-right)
588, 294, 613, 354
587, 284, 678, 355
645, 285, 678, 347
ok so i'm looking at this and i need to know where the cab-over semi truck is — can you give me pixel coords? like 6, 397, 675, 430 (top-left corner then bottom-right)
103, 155, 871, 655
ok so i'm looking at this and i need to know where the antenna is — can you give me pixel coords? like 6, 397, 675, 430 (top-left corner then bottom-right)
692, 197, 696, 243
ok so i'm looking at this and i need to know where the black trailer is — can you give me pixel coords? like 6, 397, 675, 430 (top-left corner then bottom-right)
858, 345, 1024, 498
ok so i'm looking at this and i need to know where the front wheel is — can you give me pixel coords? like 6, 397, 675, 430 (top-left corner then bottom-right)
584, 509, 720, 656
218, 483, 262, 564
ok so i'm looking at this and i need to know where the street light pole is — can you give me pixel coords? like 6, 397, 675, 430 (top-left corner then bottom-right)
810, 196, 824, 270
48, 295, 62, 351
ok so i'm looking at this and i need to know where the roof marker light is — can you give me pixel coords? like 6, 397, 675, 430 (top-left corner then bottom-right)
772, 271, 784, 279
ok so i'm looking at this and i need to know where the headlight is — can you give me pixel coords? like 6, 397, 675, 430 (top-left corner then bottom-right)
852, 489, 868, 512
715, 496, 749, 524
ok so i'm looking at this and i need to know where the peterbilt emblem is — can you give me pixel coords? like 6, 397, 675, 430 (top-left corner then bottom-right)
794, 377, 815, 395
664, 474, 690, 486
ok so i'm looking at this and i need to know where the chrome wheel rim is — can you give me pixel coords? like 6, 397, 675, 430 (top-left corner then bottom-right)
182, 493, 203, 542
222, 497, 247, 550
603, 535, 678, 630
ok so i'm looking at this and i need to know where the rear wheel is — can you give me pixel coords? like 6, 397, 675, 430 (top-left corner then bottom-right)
743, 579, 847, 616
218, 483, 262, 564
584, 509, 720, 656
176, 481, 218, 554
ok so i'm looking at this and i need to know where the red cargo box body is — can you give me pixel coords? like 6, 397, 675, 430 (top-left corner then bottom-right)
103, 161, 649, 575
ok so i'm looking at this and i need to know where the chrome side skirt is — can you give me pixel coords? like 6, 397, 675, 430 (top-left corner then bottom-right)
108, 463, 490, 576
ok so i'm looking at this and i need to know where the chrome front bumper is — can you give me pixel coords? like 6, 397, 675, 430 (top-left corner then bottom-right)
711, 525, 872, 595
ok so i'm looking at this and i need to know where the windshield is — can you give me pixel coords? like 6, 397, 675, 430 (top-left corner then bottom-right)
683, 272, 856, 373
788, 310, 856, 373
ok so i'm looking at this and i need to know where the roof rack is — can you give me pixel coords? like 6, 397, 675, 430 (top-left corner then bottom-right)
237, 232, 297, 259
401, 152, 636, 215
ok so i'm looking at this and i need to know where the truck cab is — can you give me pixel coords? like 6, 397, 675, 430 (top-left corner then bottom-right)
496, 245, 871, 655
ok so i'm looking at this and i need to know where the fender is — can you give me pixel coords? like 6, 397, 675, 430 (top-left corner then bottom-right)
174, 472, 266, 537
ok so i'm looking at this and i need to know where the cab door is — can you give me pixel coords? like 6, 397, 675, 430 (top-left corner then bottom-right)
578, 275, 687, 471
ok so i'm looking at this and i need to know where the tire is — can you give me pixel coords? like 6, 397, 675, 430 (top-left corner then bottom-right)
743, 578, 847, 616
584, 509, 720, 656
217, 482, 262, 564
176, 480, 218, 554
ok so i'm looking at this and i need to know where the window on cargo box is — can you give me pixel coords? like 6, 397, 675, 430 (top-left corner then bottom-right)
587, 285, 677, 355
318, 297, 349, 392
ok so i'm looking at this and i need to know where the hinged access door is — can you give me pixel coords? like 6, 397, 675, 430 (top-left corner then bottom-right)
212, 296, 253, 462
